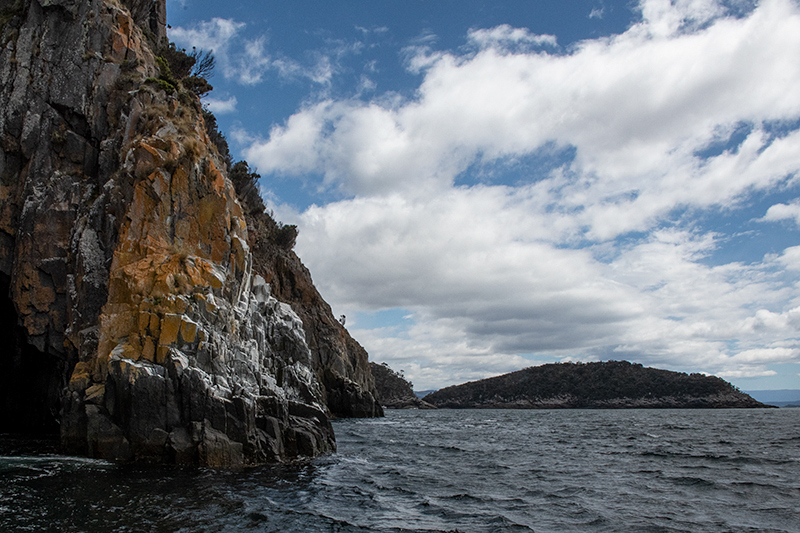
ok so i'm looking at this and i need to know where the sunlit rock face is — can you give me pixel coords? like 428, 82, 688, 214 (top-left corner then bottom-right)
0, 0, 377, 465
255, 241, 385, 419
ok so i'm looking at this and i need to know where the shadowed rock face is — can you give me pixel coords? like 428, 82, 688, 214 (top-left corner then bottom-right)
120, 0, 167, 44
0, 273, 66, 433
0, 0, 379, 465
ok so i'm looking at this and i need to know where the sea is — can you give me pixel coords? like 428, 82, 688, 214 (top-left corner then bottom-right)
1, 408, 799, 532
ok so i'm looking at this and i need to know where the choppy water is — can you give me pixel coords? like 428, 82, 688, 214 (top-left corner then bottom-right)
2, 409, 799, 532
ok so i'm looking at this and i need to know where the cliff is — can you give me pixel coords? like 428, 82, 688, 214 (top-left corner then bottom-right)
0, 0, 380, 466
423, 361, 771, 409
369, 362, 435, 409
249, 214, 383, 418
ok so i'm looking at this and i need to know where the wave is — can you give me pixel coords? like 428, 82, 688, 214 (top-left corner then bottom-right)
2, 409, 798, 532
666, 475, 717, 488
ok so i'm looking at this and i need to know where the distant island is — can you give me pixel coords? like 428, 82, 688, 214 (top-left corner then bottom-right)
423, 361, 771, 409
370, 363, 435, 409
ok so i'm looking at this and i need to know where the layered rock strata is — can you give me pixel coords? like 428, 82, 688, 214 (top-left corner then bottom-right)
0, 0, 379, 465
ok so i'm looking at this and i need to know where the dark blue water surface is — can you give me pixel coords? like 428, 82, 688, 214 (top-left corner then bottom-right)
2, 409, 799, 532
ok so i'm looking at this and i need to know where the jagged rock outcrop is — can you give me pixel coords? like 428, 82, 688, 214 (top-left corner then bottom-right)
424, 361, 771, 409
0, 0, 379, 465
252, 237, 383, 418
370, 362, 435, 409
222, 164, 384, 421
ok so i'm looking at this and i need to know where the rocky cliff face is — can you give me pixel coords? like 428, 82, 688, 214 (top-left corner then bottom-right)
369, 362, 435, 409
251, 225, 383, 418
0, 0, 380, 465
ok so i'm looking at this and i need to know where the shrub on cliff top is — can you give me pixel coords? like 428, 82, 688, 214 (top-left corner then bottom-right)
274, 224, 298, 250
202, 108, 232, 169
160, 42, 195, 78
189, 48, 215, 79
229, 161, 266, 216
145, 76, 176, 94
155, 55, 178, 83
158, 43, 215, 97
183, 75, 213, 98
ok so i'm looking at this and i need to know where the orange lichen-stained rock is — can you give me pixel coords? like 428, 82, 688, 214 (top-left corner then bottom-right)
1, 0, 380, 464
68, 111, 337, 464
1, 0, 338, 464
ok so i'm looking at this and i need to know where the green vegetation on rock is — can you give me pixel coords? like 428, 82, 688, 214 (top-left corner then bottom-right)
147, 43, 215, 96
370, 362, 435, 409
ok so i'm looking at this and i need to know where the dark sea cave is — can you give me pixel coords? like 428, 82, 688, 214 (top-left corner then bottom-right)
0, 272, 66, 437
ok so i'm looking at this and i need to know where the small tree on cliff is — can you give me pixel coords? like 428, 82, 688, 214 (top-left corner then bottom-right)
228, 161, 266, 216
157, 43, 215, 97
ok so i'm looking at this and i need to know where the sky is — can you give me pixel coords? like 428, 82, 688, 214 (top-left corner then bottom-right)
165, 0, 800, 391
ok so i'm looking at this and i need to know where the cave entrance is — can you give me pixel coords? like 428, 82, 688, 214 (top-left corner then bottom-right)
0, 272, 66, 435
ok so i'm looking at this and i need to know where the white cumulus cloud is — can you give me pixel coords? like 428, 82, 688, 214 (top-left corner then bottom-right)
246, 0, 800, 388
467, 25, 557, 50
203, 95, 237, 114
169, 18, 345, 87
763, 201, 800, 226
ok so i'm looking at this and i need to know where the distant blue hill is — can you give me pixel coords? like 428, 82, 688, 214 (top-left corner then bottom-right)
745, 390, 800, 407
414, 390, 437, 399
